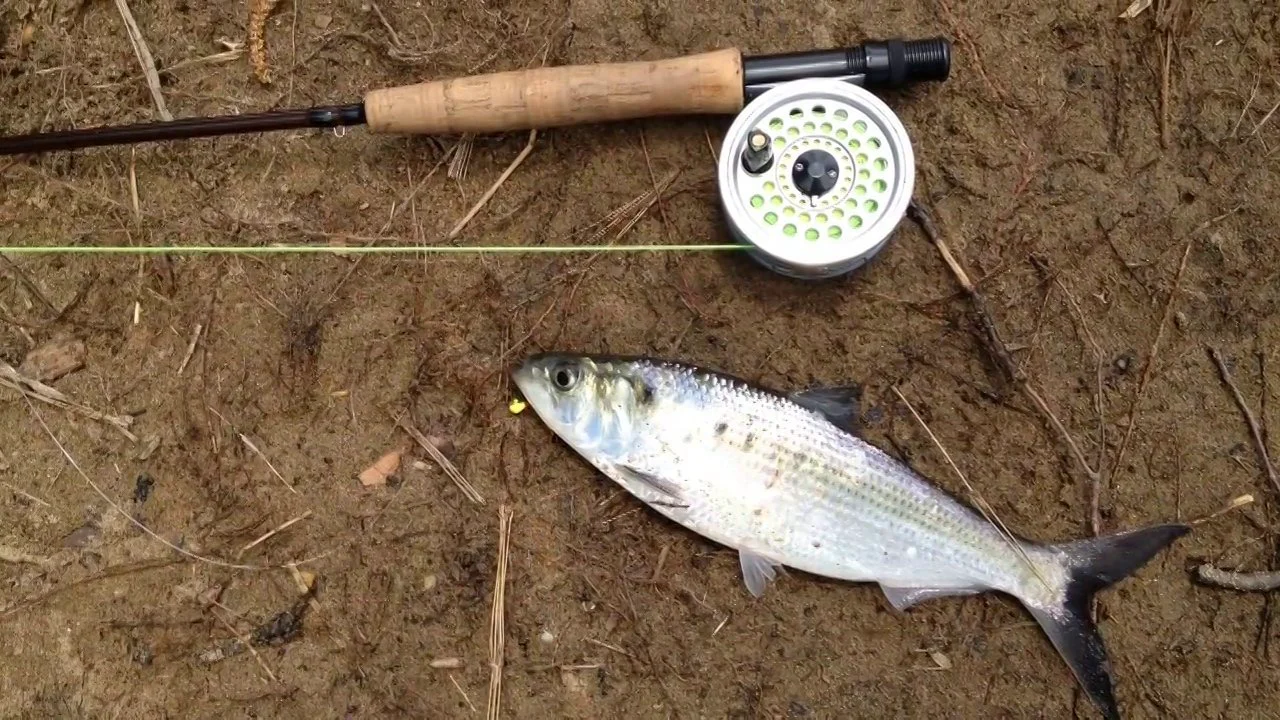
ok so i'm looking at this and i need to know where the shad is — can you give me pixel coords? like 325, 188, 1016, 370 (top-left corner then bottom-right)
512, 352, 1190, 720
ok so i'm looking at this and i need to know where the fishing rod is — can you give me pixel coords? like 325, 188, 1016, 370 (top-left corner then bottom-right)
0, 37, 950, 156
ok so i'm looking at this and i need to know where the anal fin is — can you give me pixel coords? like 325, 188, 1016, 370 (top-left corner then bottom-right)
879, 584, 979, 612
739, 549, 782, 598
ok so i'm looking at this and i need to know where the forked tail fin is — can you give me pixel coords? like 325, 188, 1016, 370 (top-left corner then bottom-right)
1024, 523, 1191, 720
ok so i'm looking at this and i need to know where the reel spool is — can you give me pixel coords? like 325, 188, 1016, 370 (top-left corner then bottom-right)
717, 77, 915, 280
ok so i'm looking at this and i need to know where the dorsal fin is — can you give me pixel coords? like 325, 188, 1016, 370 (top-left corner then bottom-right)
790, 385, 862, 435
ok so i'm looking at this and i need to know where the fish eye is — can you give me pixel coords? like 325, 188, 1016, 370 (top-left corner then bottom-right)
551, 363, 579, 391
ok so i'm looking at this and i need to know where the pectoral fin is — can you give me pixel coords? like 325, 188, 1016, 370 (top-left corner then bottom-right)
790, 385, 862, 435
615, 463, 685, 507
879, 584, 979, 612
739, 549, 782, 598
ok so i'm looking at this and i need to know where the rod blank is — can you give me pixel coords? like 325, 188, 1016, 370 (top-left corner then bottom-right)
0, 37, 950, 157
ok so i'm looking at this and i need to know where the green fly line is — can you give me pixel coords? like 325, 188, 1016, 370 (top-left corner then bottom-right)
0, 244, 750, 256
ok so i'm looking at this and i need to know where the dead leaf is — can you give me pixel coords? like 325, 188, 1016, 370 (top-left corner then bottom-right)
18, 334, 85, 382
359, 448, 403, 487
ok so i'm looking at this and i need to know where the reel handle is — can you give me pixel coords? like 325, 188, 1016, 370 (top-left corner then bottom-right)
363, 48, 746, 136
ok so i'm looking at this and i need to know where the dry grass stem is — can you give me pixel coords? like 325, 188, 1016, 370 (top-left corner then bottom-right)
892, 385, 1051, 592
1208, 347, 1280, 497
451, 674, 478, 713
2, 480, 52, 508
0, 299, 35, 345
239, 433, 299, 494
1195, 564, 1280, 592
486, 505, 514, 720
0, 545, 48, 566
906, 203, 1098, 512
1109, 238, 1192, 480
211, 608, 279, 683
1, 361, 137, 441
93, 42, 245, 89
177, 323, 204, 375
398, 418, 484, 504
449, 135, 476, 181
238, 511, 314, 559
128, 149, 141, 220
362, 0, 452, 64
447, 130, 538, 241
21, 395, 287, 572
1250, 85, 1280, 138
1232, 75, 1261, 137
113, 0, 172, 120
1189, 493, 1254, 526
1044, 269, 1108, 534
585, 637, 634, 657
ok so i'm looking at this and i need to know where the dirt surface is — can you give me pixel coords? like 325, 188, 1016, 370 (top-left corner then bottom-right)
2, 0, 1279, 717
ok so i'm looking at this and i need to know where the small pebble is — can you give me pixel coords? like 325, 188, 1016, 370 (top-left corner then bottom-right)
313, 14, 332, 29
539, 629, 555, 644
430, 657, 463, 669
423, 574, 437, 591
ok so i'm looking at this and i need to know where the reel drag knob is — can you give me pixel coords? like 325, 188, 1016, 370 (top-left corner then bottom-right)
792, 149, 840, 199
717, 78, 916, 280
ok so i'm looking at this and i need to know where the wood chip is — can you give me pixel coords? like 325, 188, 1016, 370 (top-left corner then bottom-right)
1119, 0, 1152, 18
431, 657, 463, 669
18, 334, 85, 382
929, 651, 953, 670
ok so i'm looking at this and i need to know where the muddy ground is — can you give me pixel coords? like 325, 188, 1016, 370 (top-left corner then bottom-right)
1, 0, 1279, 717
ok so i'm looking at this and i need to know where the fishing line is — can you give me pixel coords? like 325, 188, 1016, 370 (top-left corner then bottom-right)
0, 244, 750, 256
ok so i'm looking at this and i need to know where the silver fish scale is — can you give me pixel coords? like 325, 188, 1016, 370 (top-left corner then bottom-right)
614, 359, 1060, 604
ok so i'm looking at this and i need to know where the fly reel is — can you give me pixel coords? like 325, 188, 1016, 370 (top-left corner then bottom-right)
717, 77, 916, 280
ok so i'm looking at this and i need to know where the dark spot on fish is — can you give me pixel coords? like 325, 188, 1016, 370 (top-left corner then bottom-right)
743, 433, 756, 450
714, 422, 728, 435
793, 452, 808, 467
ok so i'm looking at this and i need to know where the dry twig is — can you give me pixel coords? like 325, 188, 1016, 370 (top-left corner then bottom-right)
486, 505, 514, 720
239, 433, 299, 494
177, 323, 204, 375
1195, 564, 1280, 593
1109, 239, 1192, 480
906, 203, 1100, 503
447, 130, 538, 241
210, 608, 279, 683
398, 418, 484, 504
238, 511, 313, 559
20, 396, 301, 572
1208, 346, 1280, 497
1, 361, 136, 441
114, 0, 172, 120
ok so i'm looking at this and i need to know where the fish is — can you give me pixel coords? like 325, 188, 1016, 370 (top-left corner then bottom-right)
510, 352, 1191, 720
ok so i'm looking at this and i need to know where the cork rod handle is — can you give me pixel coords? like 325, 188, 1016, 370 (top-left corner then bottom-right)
363, 48, 746, 136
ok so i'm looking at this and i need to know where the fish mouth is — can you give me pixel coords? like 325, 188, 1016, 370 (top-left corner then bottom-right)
509, 353, 564, 412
